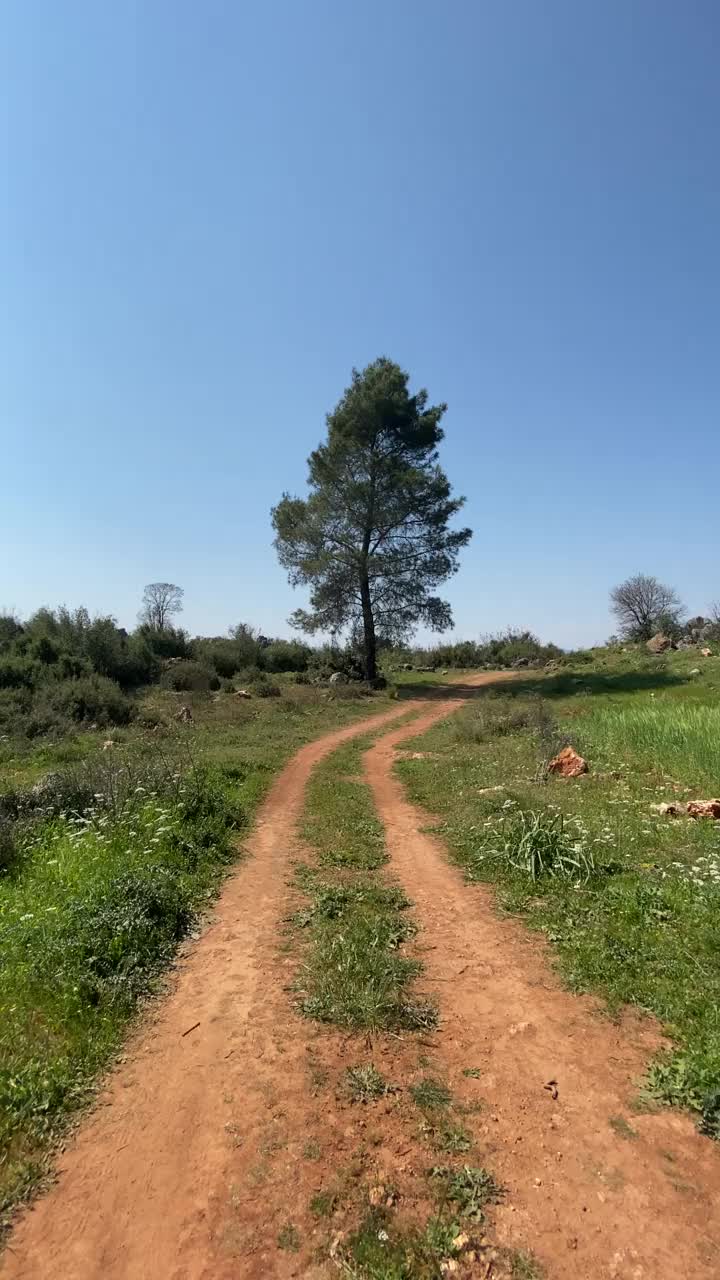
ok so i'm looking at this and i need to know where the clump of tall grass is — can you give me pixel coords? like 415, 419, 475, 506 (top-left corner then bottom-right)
579, 704, 720, 789
479, 807, 598, 882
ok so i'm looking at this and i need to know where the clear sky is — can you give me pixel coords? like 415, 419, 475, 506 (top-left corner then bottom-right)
2, 0, 718, 648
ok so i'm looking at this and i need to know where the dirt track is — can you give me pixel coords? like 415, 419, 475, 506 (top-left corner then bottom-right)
3, 677, 720, 1279
365, 704, 720, 1280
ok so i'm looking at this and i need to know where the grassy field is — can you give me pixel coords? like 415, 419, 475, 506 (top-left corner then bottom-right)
395, 649, 720, 1137
0, 682, 394, 1227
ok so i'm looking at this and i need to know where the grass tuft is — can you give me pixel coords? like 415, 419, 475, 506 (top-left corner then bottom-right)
410, 1077, 452, 1109
429, 1164, 504, 1222
345, 1064, 391, 1103
277, 1221, 300, 1251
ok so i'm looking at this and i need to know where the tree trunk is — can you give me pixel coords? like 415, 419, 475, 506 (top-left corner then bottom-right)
359, 570, 377, 682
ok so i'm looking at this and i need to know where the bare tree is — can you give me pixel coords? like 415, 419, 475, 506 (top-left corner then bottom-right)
139, 582, 184, 630
609, 573, 684, 641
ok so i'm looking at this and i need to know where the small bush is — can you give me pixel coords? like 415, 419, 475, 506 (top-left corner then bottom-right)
262, 639, 311, 673
0, 655, 39, 690
33, 675, 135, 731
251, 677, 281, 698
0, 687, 32, 733
160, 660, 220, 693
234, 664, 265, 685
410, 1077, 452, 1108
137, 625, 191, 661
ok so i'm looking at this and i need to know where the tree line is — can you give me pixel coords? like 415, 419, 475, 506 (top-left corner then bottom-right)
2, 358, 715, 738
0, 596, 318, 738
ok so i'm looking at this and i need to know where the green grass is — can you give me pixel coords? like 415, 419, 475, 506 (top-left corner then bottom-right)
341, 1208, 466, 1280
0, 759, 240, 1224
0, 686, 395, 1229
396, 650, 720, 1134
277, 1221, 300, 1251
579, 703, 720, 791
345, 1064, 391, 1102
302, 739, 387, 870
295, 733, 437, 1032
0, 681, 393, 791
506, 1249, 544, 1280
409, 1078, 452, 1109
429, 1164, 504, 1223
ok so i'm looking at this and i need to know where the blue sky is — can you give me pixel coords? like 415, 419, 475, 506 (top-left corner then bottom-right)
2, 0, 718, 648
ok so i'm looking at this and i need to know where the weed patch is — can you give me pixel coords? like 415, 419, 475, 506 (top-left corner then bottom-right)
410, 1077, 452, 1109
277, 1222, 300, 1251
429, 1164, 504, 1222
345, 1064, 391, 1103
310, 1190, 338, 1218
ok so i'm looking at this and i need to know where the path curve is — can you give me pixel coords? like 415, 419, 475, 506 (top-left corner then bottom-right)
364, 703, 720, 1280
0, 702, 416, 1280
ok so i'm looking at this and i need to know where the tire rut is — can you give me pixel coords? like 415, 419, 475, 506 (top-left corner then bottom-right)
0, 703, 418, 1280
7, 677, 719, 1280
364, 700, 720, 1280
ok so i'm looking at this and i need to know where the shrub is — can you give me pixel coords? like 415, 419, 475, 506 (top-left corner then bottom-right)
251, 677, 281, 698
0, 687, 32, 733
262, 639, 311, 673
160, 660, 219, 693
404, 628, 562, 671
233, 664, 265, 685
456, 695, 556, 747
194, 637, 242, 679
0, 818, 20, 875
33, 675, 135, 730
0, 614, 23, 650
136, 625, 191, 661
0, 655, 39, 690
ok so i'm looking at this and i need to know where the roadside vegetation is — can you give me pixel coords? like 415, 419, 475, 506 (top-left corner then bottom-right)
0, 685, 396, 1229
0, 600, 370, 745
395, 647, 720, 1138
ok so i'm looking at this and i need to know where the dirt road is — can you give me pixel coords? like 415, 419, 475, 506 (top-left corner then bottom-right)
365, 703, 720, 1280
3, 677, 720, 1279
1, 703, 414, 1280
